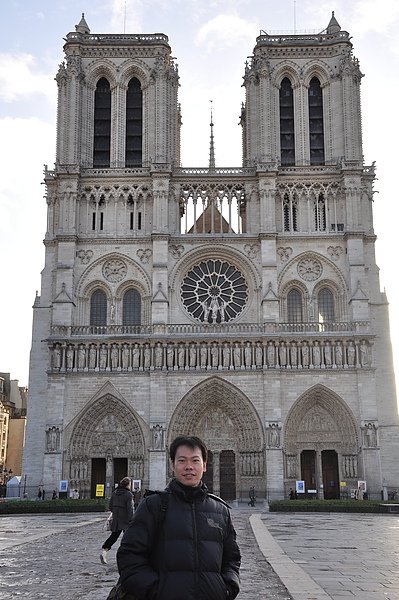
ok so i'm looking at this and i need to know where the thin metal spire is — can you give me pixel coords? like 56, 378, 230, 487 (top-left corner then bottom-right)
209, 100, 216, 171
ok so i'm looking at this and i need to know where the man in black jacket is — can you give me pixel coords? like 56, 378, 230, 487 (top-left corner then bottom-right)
117, 435, 241, 599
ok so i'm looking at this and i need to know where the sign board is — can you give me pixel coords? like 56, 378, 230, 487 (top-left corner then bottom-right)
132, 479, 141, 491
296, 480, 305, 494
96, 484, 105, 497
59, 480, 68, 493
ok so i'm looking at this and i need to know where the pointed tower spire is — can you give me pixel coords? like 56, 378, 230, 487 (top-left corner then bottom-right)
209, 100, 216, 172
75, 13, 90, 35
326, 11, 341, 35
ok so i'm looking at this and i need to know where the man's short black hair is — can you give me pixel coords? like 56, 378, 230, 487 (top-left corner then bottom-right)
169, 435, 208, 463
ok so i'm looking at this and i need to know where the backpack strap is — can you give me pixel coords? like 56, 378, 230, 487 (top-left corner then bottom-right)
206, 492, 231, 509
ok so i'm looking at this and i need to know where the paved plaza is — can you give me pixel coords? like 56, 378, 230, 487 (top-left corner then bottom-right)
0, 507, 399, 599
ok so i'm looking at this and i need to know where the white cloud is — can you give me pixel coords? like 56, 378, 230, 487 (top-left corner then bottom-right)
0, 53, 54, 102
196, 14, 257, 52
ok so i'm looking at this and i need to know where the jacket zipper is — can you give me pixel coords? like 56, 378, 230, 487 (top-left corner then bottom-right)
191, 501, 199, 599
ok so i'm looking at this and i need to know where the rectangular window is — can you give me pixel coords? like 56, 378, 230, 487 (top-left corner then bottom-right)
92, 212, 96, 230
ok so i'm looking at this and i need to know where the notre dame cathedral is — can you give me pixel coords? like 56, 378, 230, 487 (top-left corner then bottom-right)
23, 12, 399, 500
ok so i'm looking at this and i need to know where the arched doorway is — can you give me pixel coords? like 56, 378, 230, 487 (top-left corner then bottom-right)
168, 376, 265, 501
65, 391, 145, 498
284, 385, 359, 499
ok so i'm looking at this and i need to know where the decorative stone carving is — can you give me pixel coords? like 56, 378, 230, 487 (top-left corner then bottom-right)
327, 246, 343, 261
169, 244, 184, 258
50, 339, 373, 373
277, 247, 293, 261
363, 422, 378, 447
46, 426, 61, 453
151, 424, 164, 450
102, 259, 127, 283
76, 249, 93, 264
297, 258, 322, 281
244, 243, 259, 258
136, 248, 152, 263
267, 423, 281, 448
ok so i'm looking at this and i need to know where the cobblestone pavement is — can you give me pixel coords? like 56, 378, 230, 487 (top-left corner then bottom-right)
0, 508, 292, 600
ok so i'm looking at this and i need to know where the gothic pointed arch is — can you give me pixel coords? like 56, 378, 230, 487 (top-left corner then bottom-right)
168, 376, 264, 452
65, 383, 147, 487
284, 384, 359, 455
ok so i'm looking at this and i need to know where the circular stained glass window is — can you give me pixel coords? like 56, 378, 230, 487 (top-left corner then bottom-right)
180, 260, 248, 323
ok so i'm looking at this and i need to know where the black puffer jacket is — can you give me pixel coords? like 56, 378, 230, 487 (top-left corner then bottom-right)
117, 479, 241, 600
109, 487, 134, 532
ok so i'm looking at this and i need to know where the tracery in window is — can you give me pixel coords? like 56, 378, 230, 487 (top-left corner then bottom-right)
123, 289, 141, 326
90, 290, 107, 326
287, 289, 303, 323
93, 78, 111, 168
318, 287, 335, 322
308, 77, 324, 165
314, 193, 326, 231
283, 193, 298, 232
280, 77, 295, 166
125, 78, 142, 167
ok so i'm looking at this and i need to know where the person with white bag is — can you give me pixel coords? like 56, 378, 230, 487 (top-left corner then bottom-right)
101, 477, 134, 564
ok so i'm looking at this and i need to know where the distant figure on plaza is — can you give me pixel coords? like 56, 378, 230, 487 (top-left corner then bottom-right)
73, 488, 80, 499
248, 486, 256, 507
101, 477, 134, 565
42, 488, 46, 501
289, 488, 297, 500
37, 487, 43, 500
52, 490, 57, 500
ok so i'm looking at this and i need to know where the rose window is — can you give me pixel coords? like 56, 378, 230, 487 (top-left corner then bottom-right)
180, 260, 248, 323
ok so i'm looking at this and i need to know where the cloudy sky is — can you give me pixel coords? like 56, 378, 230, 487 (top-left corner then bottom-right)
1, 0, 398, 397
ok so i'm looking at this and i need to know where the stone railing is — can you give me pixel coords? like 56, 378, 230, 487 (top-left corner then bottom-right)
49, 321, 370, 338
49, 337, 373, 373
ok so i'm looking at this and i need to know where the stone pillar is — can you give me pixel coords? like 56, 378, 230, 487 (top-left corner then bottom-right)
213, 451, 220, 497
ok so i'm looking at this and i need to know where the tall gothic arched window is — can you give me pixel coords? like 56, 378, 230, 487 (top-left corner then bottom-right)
93, 77, 111, 167
314, 193, 326, 231
318, 287, 334, 322
123, 289, 141, 325
90, 290, 107, 326
125, 78, 143, 167
283, 193, 298, 232
280, 77, 295, 166
287, 289, 303, 322
308, 77, 324, 165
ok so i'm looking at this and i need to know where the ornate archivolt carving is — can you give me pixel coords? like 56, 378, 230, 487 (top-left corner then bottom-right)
284, 385, 359, 456
168, 376, 264, 455
67, 393, 145, 480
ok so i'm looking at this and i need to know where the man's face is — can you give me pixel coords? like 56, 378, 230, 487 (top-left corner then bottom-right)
172, 444, 207, 487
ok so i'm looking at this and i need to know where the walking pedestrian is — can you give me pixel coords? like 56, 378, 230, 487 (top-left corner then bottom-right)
101, 477, 134, 565
117, 435, 241, 599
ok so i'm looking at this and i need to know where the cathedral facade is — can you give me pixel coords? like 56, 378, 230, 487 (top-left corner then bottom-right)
23, 13, 399, 500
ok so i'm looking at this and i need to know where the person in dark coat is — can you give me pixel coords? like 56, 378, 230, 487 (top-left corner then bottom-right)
117, 435, 241, 600
101, 476, 134, 564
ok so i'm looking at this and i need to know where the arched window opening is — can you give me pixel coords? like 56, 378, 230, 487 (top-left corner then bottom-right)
287, 289, 303, 323
308, 77, 324, 165
318, 288, 335, 323
126, 78, 143, 167
283, 193, 298, 232
93, 78, 111, 168
90, 290, 107, 326
314, 193, 326, 231
280, 77, 295, 166
123, 289, 141, 326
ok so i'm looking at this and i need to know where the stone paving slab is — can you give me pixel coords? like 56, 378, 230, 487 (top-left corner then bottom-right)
0, 508, 292, 600
259, 512, 399, 600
